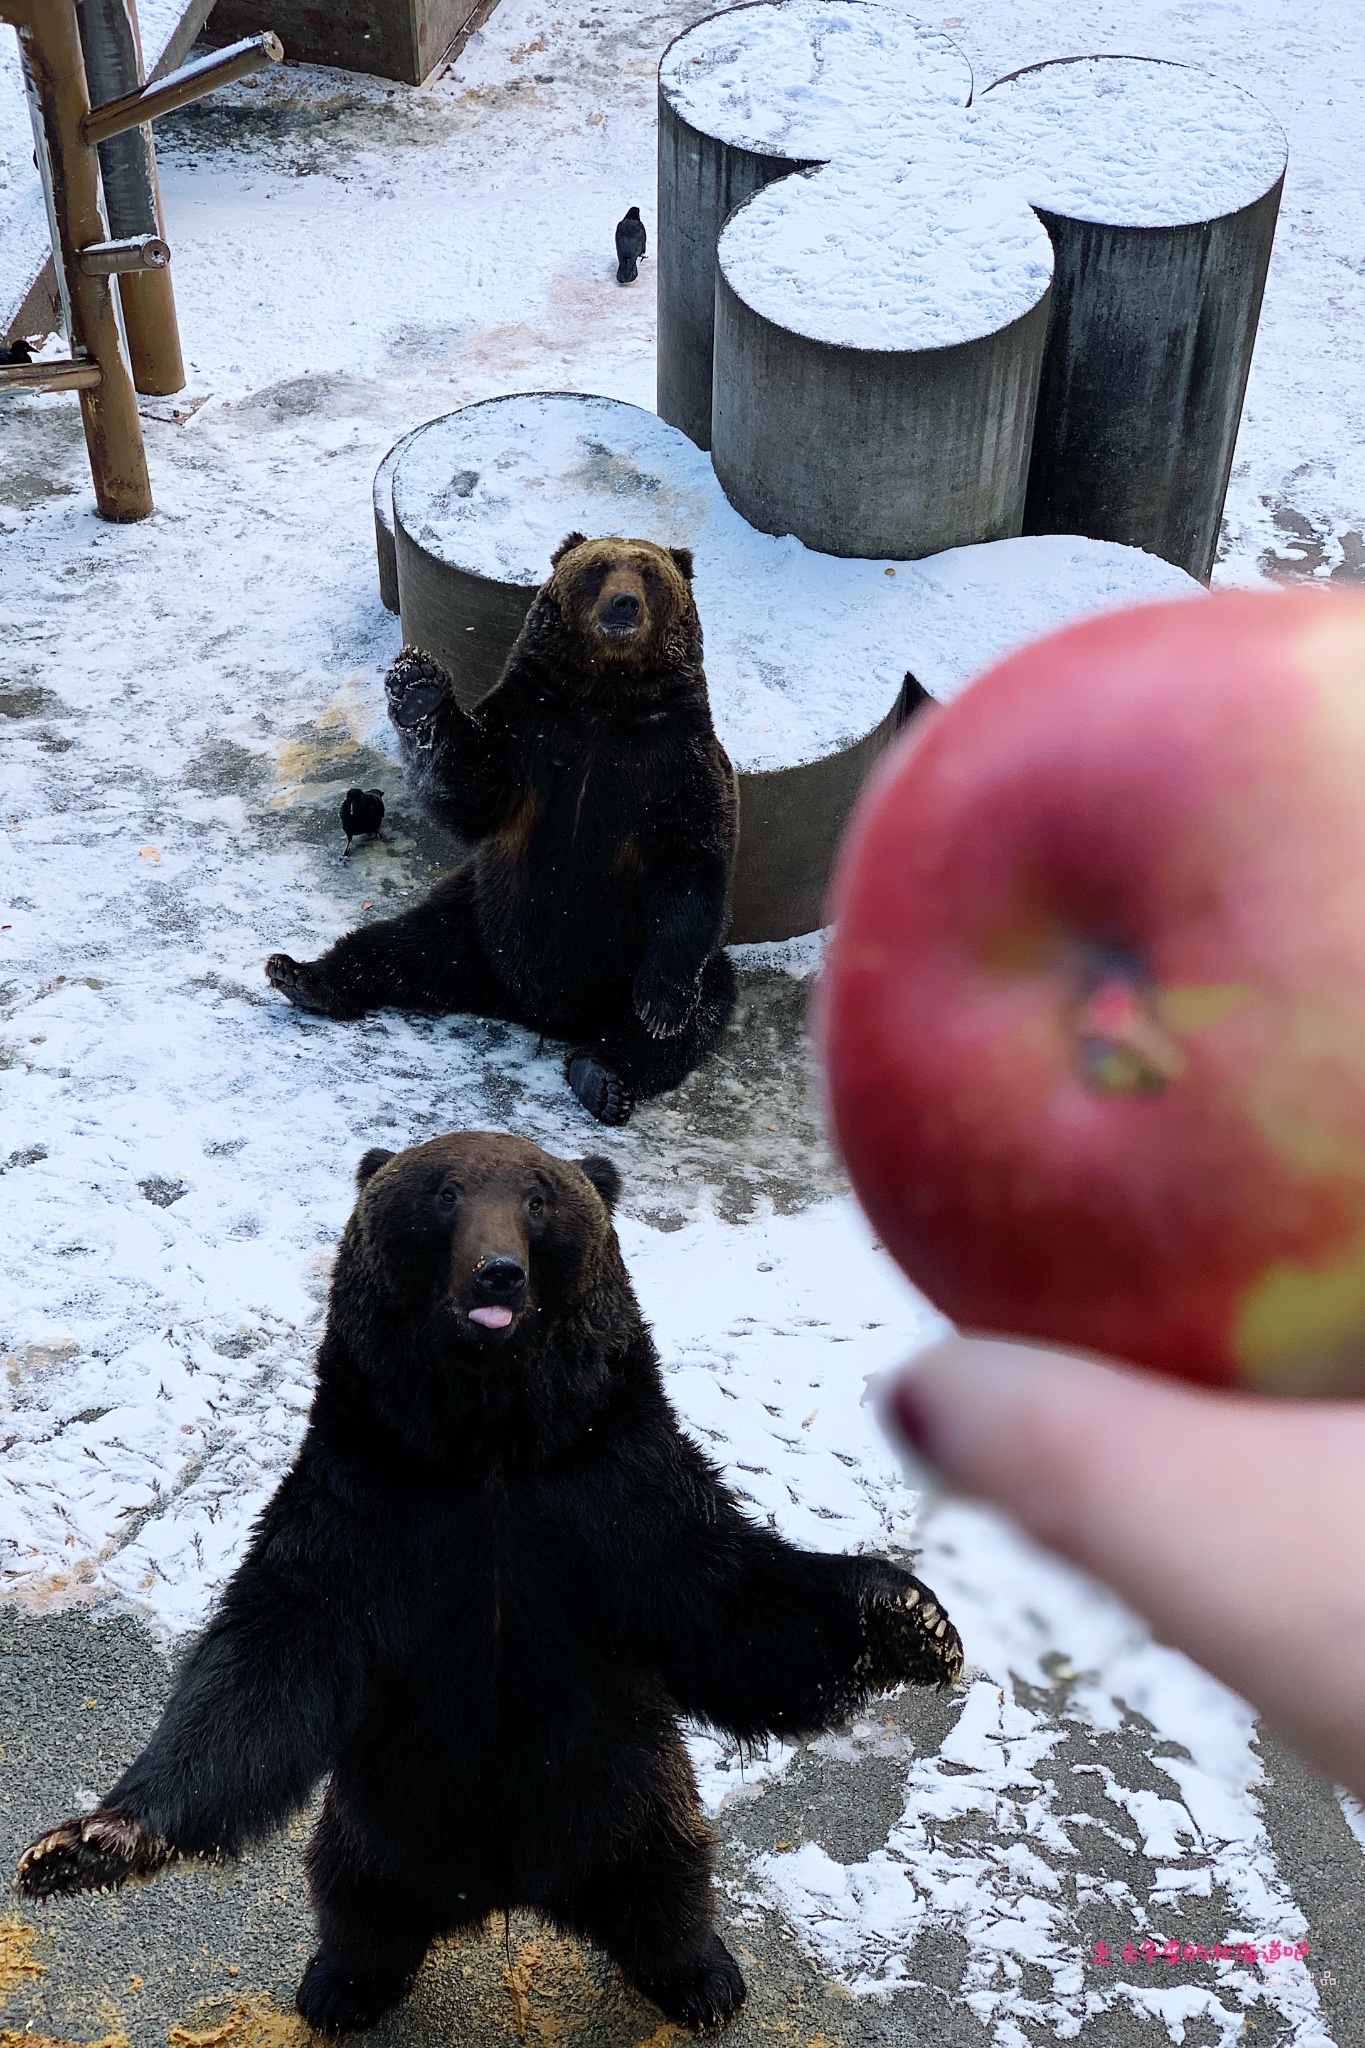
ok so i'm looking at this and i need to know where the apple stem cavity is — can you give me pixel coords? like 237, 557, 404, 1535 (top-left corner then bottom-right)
1073, 978, 1186, 1097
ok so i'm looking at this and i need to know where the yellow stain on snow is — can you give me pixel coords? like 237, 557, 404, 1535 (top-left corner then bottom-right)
269, 682, 371, 804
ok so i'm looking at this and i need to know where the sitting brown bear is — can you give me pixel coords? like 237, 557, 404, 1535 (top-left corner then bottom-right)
16, 1132, 964, 2036
266, 534, 738, 1126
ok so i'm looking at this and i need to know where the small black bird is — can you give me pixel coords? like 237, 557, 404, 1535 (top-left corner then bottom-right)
340, 787, 385, 856
615, 206, 647, 285
1, 338, 34, 366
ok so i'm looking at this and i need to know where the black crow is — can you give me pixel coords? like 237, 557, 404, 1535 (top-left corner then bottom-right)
340, 787, 385, 856
615, 206, 647, 285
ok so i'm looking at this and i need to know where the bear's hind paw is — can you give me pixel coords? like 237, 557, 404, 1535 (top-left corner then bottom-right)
567, 1054, 634, 1126
296, 1951, 414, 2035
266, 954, 350, 1019
632, 1933, 746, 2034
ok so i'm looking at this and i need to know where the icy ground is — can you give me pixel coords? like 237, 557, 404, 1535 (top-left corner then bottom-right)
2, 0, 1364, 2041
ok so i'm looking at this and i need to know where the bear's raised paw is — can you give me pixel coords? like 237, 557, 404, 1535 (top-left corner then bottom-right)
860, 1576, 964, 1693
14, 1809, 170, 1900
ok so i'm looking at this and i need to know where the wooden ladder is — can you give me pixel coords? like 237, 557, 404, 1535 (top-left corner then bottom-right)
0, 0, 281, 520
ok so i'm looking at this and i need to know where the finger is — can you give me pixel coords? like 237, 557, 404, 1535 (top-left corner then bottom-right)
885, 1337, 1365, 1798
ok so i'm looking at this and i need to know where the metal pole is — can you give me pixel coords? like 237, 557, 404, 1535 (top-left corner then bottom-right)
7, 0, 153, 520
75, 0, 185, 396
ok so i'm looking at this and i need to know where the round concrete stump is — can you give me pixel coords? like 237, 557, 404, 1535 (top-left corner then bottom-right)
374, 425, 423, 613
712, 161, 1054, 558
657, 0, 970, 449
978, 57, 1287, 581
384, 396, 1202, 939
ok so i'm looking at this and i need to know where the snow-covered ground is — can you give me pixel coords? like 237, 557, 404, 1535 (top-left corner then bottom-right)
3, 0, 1364, 2040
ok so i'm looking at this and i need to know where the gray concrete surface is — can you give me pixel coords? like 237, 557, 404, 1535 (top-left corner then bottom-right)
2, 1600, 1364, 2047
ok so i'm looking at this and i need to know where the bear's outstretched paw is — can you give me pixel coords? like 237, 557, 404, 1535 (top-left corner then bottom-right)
385, 649, 451, 732
266, 953, 352, 1019
15, 1809, 171, 1900
859, 1576, 964, 1693
567, 1053, 634, 1126
632, 1934, 746, 2034
296, 1951, 414, 2035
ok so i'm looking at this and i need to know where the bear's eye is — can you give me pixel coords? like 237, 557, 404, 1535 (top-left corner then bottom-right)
527, 1192, 546, 1218
437, 1185, 459, 1210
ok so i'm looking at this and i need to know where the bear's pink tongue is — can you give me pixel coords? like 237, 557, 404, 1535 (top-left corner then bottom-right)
468, 1305, 515, 1330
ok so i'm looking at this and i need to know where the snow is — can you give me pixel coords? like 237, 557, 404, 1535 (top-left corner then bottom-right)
389, 396, 1193, 767
0, 0, 1360, 2034
979, 56, 1288, 230
717, 158, 1053, 350
659, 0, 971, 162
901, 533, 1203, 701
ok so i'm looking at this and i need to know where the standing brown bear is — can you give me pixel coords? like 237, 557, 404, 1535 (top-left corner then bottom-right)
266, 535, 738, 1126
16, 1132, 964, 2036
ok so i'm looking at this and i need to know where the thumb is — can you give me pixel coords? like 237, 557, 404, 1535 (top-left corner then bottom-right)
883, 1336, 1365, 1796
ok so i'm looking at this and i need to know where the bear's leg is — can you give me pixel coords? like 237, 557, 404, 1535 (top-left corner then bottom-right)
297, 1798, 444, 2035
546, 1782, 744, 2034
567, 951, 737, 1126
266, 865, 512, 1025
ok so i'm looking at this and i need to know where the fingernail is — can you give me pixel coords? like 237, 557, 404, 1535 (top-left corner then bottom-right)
890, 1374, 940, 1466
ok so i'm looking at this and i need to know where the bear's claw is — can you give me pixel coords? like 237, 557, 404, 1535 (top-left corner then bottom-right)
567, 1054, 634, 1126
296, 1951, 415, 2035
860, 1575, 964, 1693
14, 1810, 170, 1900
631, 1933, 746, 2034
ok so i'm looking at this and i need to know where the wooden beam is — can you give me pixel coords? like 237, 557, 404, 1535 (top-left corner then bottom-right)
0, 357, 102, 392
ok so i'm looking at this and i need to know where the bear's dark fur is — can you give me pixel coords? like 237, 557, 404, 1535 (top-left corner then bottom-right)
17, 1133, 963, 2036
266, 535, 739, 1126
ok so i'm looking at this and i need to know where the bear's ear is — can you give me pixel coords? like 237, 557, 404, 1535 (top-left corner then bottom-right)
551, 531, 589, 567
355, 1147, 396, 1188
578, 1155, 622, 1213
667, 545, 694, 583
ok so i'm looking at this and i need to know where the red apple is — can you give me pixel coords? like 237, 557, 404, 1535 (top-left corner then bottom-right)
821, 587, 1365, 1395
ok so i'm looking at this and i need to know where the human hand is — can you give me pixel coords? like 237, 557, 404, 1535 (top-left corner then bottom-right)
882, 1336, 1365, 1803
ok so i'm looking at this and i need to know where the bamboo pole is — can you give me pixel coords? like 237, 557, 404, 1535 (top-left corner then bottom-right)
2, 0, 154, 521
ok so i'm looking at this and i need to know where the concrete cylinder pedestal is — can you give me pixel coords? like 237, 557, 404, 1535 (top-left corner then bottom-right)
379, 397, 1201, 939
374, 425, 423, 614
657, 0, 970, 449
711, 162, 1054, 558
979, 57, 1286, 581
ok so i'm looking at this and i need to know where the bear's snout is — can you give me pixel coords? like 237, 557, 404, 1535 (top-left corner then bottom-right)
605, 589, 640, 630
591, 564, 649, 646
467, 1254, 527, 1331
